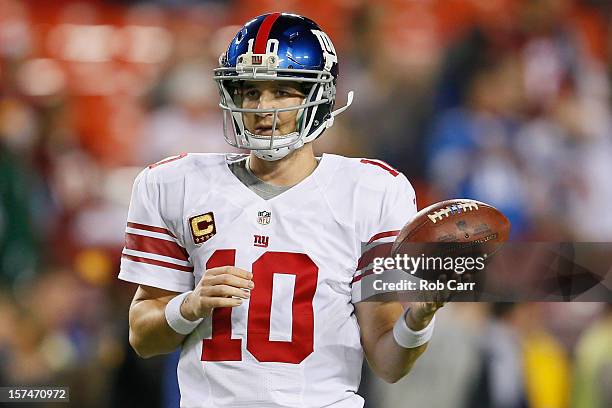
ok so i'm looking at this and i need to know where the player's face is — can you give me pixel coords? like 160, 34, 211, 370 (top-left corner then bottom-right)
239, 81, 306, 136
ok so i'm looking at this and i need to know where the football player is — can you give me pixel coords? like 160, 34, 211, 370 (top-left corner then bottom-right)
120, 13, 443, 408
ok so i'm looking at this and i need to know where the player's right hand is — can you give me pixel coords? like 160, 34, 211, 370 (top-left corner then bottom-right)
180, 266, 254, 321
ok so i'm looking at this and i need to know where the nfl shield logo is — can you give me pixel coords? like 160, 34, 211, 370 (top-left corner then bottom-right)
257, 210, 271, 225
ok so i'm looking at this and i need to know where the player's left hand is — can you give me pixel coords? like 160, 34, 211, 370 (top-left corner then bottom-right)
405, 302, 444, 331
403, 272, 472, 330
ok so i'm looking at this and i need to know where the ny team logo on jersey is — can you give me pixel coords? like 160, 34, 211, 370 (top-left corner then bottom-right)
253, 235, 269, 248
189, 212, 216, 245
257, 210, 271, 225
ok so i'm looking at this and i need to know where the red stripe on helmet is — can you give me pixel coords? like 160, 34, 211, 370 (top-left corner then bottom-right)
254, 12, 281, 54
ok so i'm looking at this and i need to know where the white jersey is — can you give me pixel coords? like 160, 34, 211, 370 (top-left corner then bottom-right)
118, 153, 417, 408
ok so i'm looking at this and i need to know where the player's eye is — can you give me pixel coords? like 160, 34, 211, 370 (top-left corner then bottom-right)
275, 89, 291, 97
244, 89, 260, 99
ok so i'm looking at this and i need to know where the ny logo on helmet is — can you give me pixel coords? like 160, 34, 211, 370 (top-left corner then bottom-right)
238, 39, 280, 70
311, 29, 337, 71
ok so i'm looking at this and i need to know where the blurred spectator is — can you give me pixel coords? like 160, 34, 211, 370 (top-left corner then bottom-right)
427, 55, 531, 237
139, 61, 233, 164
522, 305, 571, 408
368, 303, 486, 408
467, 303, 570, 408
0, 98, 39, 286
572, 303, 612, 408
467, 303, 530, 408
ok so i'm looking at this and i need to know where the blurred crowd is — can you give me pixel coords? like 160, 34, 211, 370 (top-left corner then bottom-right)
0, 0, 611, 407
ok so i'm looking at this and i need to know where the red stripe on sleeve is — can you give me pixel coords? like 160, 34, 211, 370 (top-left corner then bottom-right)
254, 12, 281, 53
125, 233, 189, 261
127, 222, 176, 238
356, 242, 393, 270
360, 159, 400, 177
122, 254, 194, 273
351, 268, 375, 284
367, 230, 400, 245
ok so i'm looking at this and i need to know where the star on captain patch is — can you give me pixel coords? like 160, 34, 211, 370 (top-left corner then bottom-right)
257, 210, 271, 225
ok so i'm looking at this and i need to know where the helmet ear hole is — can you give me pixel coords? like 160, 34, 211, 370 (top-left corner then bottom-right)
300, 83, 313, 95
223, 80, 244, 106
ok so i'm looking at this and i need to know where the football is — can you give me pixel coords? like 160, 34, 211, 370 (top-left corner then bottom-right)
391, 199, 511, 281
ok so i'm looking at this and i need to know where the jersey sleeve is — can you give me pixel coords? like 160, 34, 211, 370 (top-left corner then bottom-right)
351, 172, 417, 303
118, 168, 195, 292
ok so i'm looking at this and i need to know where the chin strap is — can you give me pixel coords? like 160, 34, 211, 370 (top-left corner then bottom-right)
325, 90, 354, 128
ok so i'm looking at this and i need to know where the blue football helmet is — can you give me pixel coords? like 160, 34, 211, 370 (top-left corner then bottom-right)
214, 12, 353, 160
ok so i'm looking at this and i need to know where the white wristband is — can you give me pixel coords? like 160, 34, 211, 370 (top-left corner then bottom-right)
165, 291, 203, 335
393, 308, 436, 348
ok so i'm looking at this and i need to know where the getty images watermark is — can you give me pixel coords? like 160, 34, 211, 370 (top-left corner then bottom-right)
371, 253, 489, 291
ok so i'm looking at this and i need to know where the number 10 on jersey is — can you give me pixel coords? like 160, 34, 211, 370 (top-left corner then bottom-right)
202, 249, 318, 364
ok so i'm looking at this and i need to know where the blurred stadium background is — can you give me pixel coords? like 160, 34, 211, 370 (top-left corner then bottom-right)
0, 0, 611, 407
